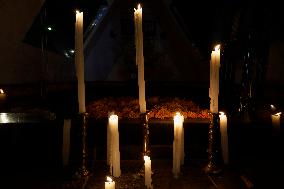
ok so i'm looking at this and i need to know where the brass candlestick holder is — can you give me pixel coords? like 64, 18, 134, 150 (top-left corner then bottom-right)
74, 112, 90, 178
141, 112, 150, 156
205, 112, 222, 174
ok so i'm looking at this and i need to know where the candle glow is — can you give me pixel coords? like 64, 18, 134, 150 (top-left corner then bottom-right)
105, 176, 115, 189
271, 112, 281, 133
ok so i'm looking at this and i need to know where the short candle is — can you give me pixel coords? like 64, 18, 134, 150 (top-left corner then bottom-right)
105, 176, 115, 189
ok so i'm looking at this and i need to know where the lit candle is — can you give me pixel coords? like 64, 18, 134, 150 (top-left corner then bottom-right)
108, 114, 121, 177
173, 112, 184, 178
105, 176, 115, 189
144, 155, 153, 189
75, 10, 86, 113
0, 89, 7, 101
219, 112, 229, 164
134, 4, 146, 113
271, 112, 281, 132
209, 45, 221, 113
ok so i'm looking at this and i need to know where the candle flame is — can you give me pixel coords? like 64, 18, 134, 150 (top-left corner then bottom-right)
275, 112, 282, 116
270, 104, 276, 110
76, 10, 81, 14
174, 112, 184, 123
214, 44, 220, 51
106, 176, 113, 182
134, 3, 142, 12
144, 155, 150, 161
0, 89, 4, 94
109, 114, 118, 122
219, 111, 225, 116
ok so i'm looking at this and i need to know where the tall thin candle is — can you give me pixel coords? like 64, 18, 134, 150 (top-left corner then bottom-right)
173, 112, 184, 178
134, 4, 146, 113
209, 45, 220, 113
144, 156, 153, 189
108, 114, 121, 177
75, 10, 86, 113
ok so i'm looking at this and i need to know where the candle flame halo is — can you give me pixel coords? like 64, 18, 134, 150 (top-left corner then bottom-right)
214, 44, 220, 51
275, 112, 282, 116
134, 3, 142, 11
0, 89, 4, 94
109, 114, 118, 122
75, 10, 81, 14
106, 176, 113, 182
174, 112, 184, 123
219, 111, 225, 116
144, 155, 150, 161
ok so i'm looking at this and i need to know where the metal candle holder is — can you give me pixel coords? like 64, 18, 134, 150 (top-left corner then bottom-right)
205, 112, 222, 174
141, 112, 150, 156
74, 112, 90, 178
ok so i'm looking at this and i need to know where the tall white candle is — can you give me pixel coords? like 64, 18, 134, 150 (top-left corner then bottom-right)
134, 4, 146, 113
219, 112, 229, 164
144, 156, 153, 189
75, 10, 86, 113
173, 112, 184, 178
209, 45, 220, 113
108, 115, 121, 177
271, 112, 281, 132
105, 176, 115, 189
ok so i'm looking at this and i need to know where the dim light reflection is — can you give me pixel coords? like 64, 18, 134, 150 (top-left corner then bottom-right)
0, 113, 9, 123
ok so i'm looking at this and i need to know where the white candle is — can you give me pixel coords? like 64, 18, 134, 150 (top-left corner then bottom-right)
108, 114, 121, 177
173, 112, 184, 178
219, 112, 229, 164
209, 45, 220, 113
144, 156, 153, 189
75, 10, 86, 113
105, 176, 115, 189
134, 4, 146, 113
271, 112, 281, 132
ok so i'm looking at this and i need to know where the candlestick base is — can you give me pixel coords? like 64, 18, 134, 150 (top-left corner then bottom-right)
205, 113, 222, 174
74, 112, 90, 178
141, 112, 150, 157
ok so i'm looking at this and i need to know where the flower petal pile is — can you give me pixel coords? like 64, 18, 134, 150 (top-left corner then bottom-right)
87, 97, 210, 120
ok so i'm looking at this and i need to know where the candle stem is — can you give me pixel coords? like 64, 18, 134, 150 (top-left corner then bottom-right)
205, 113, 222, 174
141, 112, 150, 156
74, 112, 90, 178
